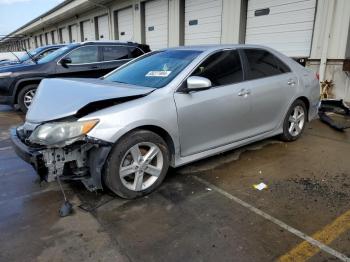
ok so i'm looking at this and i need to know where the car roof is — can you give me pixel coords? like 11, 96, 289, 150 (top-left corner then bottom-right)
73, 41, 140, 46
166, 44, 274, 52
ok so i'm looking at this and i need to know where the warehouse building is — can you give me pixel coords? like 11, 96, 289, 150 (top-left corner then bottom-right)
1, 0, 350, 100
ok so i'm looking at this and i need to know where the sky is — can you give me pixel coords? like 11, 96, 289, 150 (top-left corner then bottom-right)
0, 0, 64, 37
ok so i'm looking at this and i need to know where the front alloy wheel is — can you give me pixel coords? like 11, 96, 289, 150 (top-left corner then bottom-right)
120, 142, 163, 191
23, 89, 36, 109
104, 130, 169, 199
17, 84, 38, 113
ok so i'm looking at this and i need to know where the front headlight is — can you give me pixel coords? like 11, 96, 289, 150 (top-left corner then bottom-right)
0, 72, 12, 78
29, 119, 99, 146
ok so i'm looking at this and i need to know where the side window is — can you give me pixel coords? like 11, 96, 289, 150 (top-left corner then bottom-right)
36, 49, 56, 60
66, 46, 99, 64
191, 50, 243, 86
243, 49, 290, 80
129, 47, 144, 58
102, 46, 129, 61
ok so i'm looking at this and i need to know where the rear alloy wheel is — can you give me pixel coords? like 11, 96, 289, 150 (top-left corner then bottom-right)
17, 84, 38, 113
104, 130, 169, 199
280, 99, 307, 141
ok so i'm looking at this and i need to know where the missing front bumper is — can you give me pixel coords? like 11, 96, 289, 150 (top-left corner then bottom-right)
10, 128, 112, 191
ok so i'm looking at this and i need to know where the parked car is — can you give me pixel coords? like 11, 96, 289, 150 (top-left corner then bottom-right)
0, 41, 150, 112
0, 45, 65, 68
11, 45, 320, 199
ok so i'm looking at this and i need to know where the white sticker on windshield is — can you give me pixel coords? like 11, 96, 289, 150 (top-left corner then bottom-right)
146, 71, 171, 77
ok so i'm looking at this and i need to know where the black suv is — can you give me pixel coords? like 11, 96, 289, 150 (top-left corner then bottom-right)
0, 41, 150, 112
0, 44, 65, 67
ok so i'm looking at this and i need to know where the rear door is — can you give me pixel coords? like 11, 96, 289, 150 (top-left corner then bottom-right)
55, 45, 103, 78
174, 49, 253, 157
99, 45, 131, 75
240, 48, 297, 135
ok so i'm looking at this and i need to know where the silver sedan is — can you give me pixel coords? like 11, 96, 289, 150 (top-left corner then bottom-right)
11, 45, 320, 199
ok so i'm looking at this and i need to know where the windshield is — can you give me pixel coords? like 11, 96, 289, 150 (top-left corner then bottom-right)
19, 47, 42, 62
104, 50, 202, 88
37, 45, 74, 64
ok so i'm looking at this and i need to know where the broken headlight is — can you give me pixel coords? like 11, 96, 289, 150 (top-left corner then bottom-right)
29, 119, 99, 146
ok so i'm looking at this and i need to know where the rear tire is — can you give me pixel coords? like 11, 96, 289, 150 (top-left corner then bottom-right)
104, 130, 170, 199
17, 84, 38, 113
280, 99, 307, 141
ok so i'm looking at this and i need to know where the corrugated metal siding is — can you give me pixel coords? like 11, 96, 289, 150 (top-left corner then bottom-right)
184, 0, 223, 45
245, 0, 316, 57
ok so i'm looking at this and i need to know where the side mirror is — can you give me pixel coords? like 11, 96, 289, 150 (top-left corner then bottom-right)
186, 76, 212, 92
60, 57, 72, 67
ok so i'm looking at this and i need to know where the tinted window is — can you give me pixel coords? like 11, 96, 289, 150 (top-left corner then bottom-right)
36, 49, 57, 60
191, 50, 243, 86
129, 47, 144, 58
102, 46, 129, 61
105, 50, 202, 88
243, 49, 290, 80
38, 45, 75, 64
67, 46, 99, 64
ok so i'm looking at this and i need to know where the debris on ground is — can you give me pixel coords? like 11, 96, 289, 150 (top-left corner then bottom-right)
318, 99, 350, 131
253, 182, 268, 191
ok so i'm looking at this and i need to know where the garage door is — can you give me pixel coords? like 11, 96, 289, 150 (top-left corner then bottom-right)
81, 20, 93, 41
69, 24, 78, 43
60, 27, 69, 44
145, 0, 168, 50
97, 15, 110, 40
245, 0, 316, 57
184, 0, 223, 45
46, 32, 51, 45
117, 7, 134, 41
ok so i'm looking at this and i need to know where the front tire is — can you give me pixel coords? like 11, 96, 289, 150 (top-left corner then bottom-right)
280, 99, 307, 141
104, 130, 170, 199
17, 84, 38, 113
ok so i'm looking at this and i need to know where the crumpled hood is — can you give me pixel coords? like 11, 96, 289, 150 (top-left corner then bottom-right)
26, 78, 155, 123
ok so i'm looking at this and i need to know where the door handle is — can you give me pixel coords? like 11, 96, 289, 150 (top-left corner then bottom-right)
287, 79, 296, 86
238, 89, 251, 97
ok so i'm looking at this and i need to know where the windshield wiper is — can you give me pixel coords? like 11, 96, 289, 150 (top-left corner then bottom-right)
8, 50, 20, 63
22, 48, 37, 64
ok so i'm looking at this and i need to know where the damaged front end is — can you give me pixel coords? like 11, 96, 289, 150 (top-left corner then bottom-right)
11, 120, 112, 191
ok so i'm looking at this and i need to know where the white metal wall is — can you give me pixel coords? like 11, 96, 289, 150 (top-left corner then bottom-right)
184, 0, 223, 45
245, 0, 317, 57
145, 0, 169, 50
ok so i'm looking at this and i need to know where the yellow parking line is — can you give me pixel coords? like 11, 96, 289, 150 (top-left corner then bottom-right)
278, 209, 350, 262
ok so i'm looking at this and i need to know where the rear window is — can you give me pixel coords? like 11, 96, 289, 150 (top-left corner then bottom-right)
243, 49, 290, 80
129, 47, 144, 58
102, 46, 129, 61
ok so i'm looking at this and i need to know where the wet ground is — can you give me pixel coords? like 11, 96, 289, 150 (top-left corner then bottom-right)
0, 105, 349, 262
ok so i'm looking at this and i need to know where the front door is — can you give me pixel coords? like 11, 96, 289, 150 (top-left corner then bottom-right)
174, 50, 253, 157
55, 45, 103, 78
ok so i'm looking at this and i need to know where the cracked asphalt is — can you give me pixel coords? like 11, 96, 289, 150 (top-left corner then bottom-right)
0, 104, 349, 262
